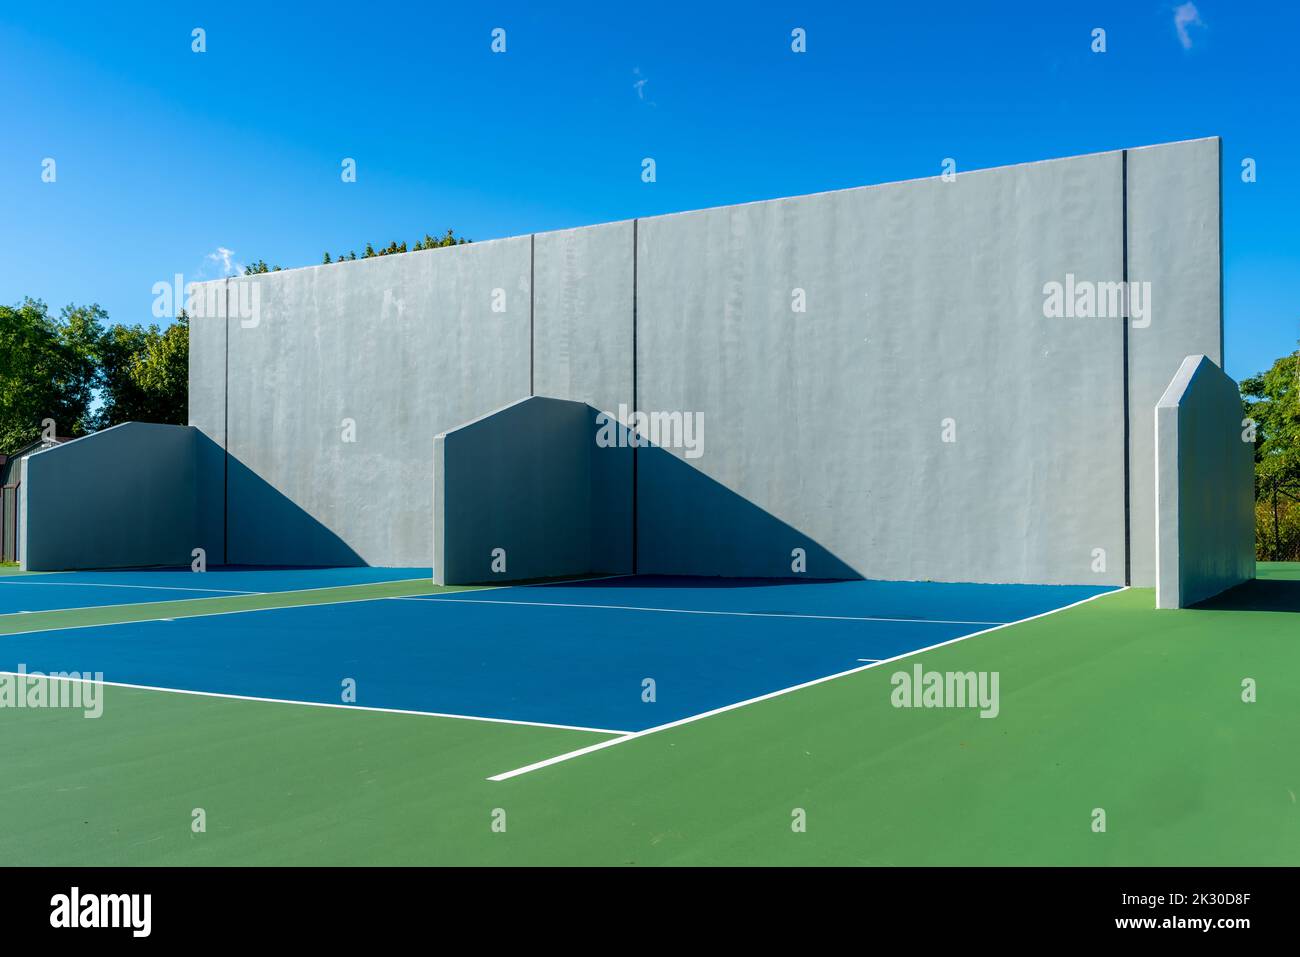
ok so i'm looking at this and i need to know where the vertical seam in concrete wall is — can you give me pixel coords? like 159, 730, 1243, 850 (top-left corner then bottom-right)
631, 218, 639, 575
1121, 149, 1132, 587
1217, 137, 1224, 363
222, 277, 230, 566
529, 233, 535, 396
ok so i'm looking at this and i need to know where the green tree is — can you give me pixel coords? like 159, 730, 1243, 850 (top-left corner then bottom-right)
127, 314, 189, 425
1242, 343, 1300, 559
0, 299, 101, 451
95, 321, 151, 425
96, 314, 189, 428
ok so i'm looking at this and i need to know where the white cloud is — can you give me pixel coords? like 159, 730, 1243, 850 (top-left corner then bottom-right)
1173, 2, 1206, 50
205, 247, 242, 277
632, 66, 651, 103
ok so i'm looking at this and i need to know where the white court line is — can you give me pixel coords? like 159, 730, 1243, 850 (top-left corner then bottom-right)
0, 573, 632, 639
0, 576, 457, 625
0, 580, 261, 595
0, 586, 482, 638
395, 596, 1005, 626
0, 670, 629, 736
487, 586, 1128, 782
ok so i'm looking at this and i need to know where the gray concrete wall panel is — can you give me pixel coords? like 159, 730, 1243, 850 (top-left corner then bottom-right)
21, 423, 197, 571
1127, 137, 1224, 586
1155, 355, 1255, 607
224, 239, 531, 566
635, 151, 1127, 583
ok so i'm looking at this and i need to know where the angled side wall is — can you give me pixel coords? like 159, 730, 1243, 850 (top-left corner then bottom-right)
434, 396, 626, 584
1155, 356, 1255, 608
20, 423, 198, 571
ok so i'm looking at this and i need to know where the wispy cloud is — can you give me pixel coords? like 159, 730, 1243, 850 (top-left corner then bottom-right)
632, 66, 655, 106
205, 247, 242, 277
1173, 2, 1206, 50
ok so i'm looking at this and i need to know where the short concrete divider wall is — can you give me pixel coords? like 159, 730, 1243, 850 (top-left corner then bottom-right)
1154, 355, 1256, 608
21, 422, 199, 572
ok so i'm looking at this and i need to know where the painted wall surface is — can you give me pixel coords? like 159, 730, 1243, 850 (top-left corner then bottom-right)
222, 238, 531, 566
1126, 138, 1223, 586
20, 423, 197, 571
636, 150, 1127, 583
434, 396, 616, 584
187, 279, 227, 563
533, 222, 635, 574
186, 138, 1229, 586
1155, 356, 1255, 608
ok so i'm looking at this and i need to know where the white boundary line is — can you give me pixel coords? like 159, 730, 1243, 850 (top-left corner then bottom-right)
394, 596, 1005, 626
0, 577, 463, 632
0, 587, 475, 638
0, 573, 633, 638
486, 586, 1128, 782
0, 580, 262, 595
0, 670, 628, 736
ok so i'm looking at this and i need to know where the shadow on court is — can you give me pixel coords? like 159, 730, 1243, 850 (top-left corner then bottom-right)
1192, 577, 1300, 613
537, 575, 853, 590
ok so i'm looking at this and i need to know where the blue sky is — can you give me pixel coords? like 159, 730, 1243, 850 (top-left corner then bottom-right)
1, 1, 1295, 380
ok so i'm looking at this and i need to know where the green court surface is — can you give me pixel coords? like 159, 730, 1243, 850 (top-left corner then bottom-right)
2, 566, 1296, 866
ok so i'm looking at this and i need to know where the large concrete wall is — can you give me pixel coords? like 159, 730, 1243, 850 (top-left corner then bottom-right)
188, 137, 1228, 586
533, 222, 635, 574
636, 150, 1128, 584
1126, 138, 1223, 586
1155, 356, 1255, 607
20, 423, 197, 571
218, 238, 531, 566
434, 396, 626, 584
188, 280, 227, 563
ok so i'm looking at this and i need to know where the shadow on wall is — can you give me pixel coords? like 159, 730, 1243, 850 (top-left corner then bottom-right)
200, 433, 363, 567
636, 442, 861, 579
430, 396, 859, 584
1191, 577, 1300, 613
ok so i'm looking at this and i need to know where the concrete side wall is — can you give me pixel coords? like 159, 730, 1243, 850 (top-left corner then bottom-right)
188, 280, 228, 563
1127, 138, 1224, 586
224, 239, 531, 566
20, 423, 197, 571
1155, 356, 1255, 608
533, 221, 635, 574
434, 396, 597, 584
635, 150, 1127, 583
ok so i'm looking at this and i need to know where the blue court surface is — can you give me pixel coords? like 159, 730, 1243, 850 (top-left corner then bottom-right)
0, 567, 431, 615
0, 575, 1115, 733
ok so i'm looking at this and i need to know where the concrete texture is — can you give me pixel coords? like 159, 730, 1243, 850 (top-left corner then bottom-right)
636, 149, 1127, 583
221, 239, 531, 566
533, 222, 635, 574
434, 396, 625, 584
183, 137, 1233, 589
20, 423, 198, 571
1126, 138, 1224, 586
1155, 356, 1255, 608
187, 279, 228, 563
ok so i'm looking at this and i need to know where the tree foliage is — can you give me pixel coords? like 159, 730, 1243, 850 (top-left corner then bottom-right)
96, 314, 189, 427
0, 300, 101, 450
246, 229, 471, 272
1242, 343, 1300, 559
0, 300, 188, 453
1242, 344, 1300, 489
